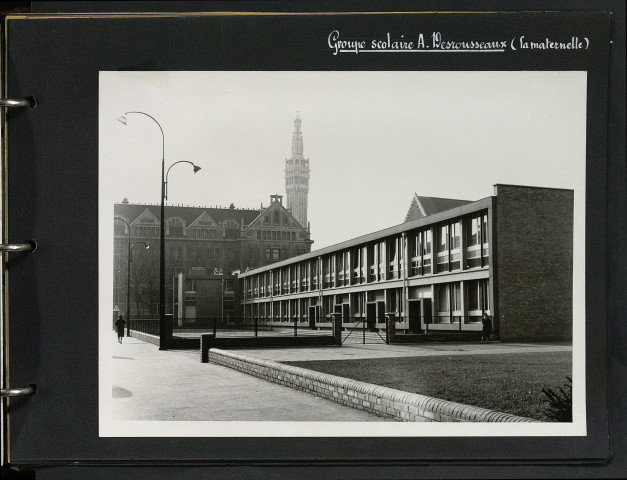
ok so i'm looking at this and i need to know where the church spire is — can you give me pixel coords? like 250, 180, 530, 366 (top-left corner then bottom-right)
285, 112, 311, 229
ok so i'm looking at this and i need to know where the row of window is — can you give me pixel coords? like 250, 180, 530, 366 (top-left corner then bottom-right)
243, 279, 490, 324
256, 230, 301, 241
186, 246, 237, 261
184, 278, 235, 293
244, 211, 490, 299
286, 177, 308, 186
262, 211, 293, 227
263, 245, 308, 263
117, 243, 308, 269
116, 223, 309, 244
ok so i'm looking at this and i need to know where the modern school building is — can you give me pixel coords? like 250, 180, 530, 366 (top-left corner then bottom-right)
239, 184, 573, 342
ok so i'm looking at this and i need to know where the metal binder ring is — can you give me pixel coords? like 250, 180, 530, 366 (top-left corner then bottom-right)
1, 385, 36, 398
0, 241, 36, 253
0, 98, 32, 108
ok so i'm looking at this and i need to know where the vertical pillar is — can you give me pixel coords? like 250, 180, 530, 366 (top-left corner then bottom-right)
461, 217, 468, 271
332, 312, 342, 346
459, 281, 465, 332
385, 313, 396, 344
402, 232, 409, 326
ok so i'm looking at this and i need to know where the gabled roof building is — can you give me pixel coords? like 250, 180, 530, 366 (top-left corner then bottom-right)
405, 194, 472, 222
113, 194, 313, 318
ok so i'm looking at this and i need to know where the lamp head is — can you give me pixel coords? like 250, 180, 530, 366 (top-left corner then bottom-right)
144, 243, 150, 250
193, 165, 201, 174
116, 115, 127, 125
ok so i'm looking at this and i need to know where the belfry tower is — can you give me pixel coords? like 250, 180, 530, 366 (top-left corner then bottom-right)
285, 112, 310, 229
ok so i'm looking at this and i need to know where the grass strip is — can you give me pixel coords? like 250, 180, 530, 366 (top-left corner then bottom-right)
284, 351, 571, 421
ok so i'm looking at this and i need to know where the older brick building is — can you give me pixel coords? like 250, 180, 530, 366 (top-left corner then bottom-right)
240, 184, 573, 342
113, 194, 313, 319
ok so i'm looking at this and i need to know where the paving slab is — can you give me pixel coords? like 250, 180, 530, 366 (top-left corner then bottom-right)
111, 334, 391, 422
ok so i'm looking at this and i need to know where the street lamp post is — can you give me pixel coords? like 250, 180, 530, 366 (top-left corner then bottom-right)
114, 217, 149, 337
129, 241, 150, 333
117, 112, 200, 350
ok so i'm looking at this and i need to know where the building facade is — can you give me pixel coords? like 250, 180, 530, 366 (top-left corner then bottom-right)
239, 185, 573, 342
173, 270, 240, 325
285, 113, 310, 229
114, 195, 313, 319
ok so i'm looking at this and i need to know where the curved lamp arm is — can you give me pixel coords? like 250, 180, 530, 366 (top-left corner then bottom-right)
129, 241, 150, 262
114, 216, 130, 229
117, 111, 165, 160
165, 161, 201, 200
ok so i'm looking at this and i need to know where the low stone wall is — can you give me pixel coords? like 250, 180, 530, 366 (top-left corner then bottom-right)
208, 348, 539, 423
129, 330, 159, 346
130, 331, 199, 349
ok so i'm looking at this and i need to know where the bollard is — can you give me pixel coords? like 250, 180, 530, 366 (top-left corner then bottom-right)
200, 333, 215, 363
385, 313, 397, 344
332, 313, 342, 346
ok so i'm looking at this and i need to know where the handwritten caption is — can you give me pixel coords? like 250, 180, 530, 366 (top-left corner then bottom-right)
327, 30, 590, 55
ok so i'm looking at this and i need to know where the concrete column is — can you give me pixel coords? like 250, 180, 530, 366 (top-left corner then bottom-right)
385, 313, 396, 344
402, 232, 409, 325
332, 312, 342, 346
459, 281, 466, 332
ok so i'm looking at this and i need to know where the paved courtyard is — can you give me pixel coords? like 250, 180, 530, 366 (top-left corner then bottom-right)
111, 334, 391, 421
111, 333, 571, 422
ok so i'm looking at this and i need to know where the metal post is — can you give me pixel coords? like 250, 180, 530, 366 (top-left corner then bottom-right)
126, 235, 131, 336
114, 217, 133, 337
159, 157, 167, 349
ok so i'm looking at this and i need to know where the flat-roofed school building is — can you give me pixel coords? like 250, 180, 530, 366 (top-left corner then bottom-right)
239, 184, 574, 342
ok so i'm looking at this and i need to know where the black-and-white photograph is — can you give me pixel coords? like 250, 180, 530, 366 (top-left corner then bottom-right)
98, 71, 585, 437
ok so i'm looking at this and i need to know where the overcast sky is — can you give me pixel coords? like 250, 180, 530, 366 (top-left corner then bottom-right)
99, 71, 586, 249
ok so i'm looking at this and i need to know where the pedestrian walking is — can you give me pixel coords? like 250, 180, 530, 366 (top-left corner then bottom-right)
115, 315, 126, 344
481, 312, 492, 344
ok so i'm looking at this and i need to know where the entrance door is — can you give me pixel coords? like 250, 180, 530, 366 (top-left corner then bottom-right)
421, 299, 433, 329
376, 301, 386, 329
408, 300, 420, 333
366, 302, 376, 330
308, 306, 316, 329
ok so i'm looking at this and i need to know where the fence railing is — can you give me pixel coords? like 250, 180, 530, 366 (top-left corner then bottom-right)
129, 314, 488, 339
131, 318, 160, 336
130, 317, 336, 338
340, 317, 388, 345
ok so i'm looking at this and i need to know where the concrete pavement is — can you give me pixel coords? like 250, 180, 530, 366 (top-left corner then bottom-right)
111, 334, 391, 421
112, 334, 570, 422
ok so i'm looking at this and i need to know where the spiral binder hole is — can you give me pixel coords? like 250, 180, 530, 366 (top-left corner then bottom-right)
26, 96, 38, 108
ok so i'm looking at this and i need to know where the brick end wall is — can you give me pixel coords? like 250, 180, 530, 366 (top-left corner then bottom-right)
495, 185, 574, 342
208, 348, 538, 423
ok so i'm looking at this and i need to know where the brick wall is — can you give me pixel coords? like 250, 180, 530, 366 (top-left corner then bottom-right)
494, 185, 574, 341
208, 348, 538, 423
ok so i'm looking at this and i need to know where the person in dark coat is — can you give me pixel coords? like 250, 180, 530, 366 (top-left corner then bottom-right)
481, 312, 492, 344
115, 315, 126, 344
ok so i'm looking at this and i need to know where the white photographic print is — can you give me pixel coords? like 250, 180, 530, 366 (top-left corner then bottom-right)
98, 71, 585, 437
